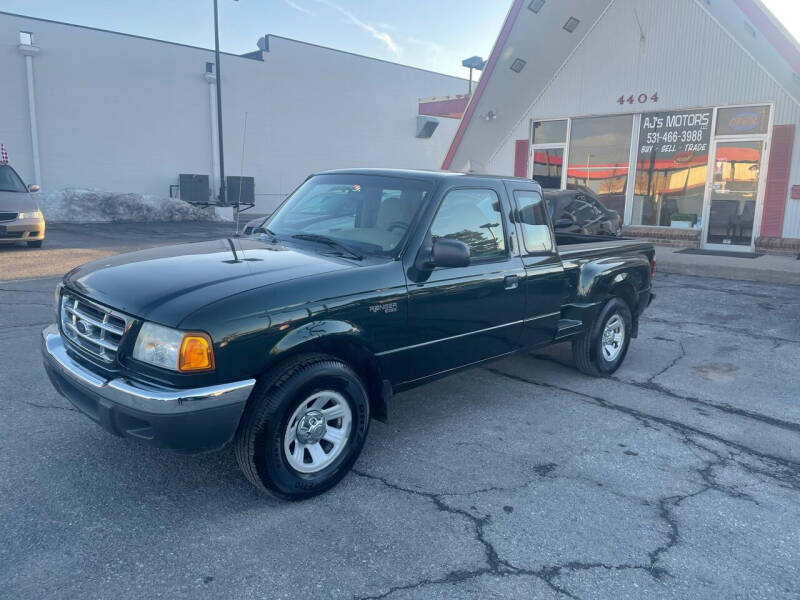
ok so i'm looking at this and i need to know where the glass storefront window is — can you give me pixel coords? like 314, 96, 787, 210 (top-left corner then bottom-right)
566, 115, 632, 216
532, 120, 567, 145
705, 140, 763, 246
531, 148, 563, 189
632, 108, 712, 227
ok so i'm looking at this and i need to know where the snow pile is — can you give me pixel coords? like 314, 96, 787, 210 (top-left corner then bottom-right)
37, 188, 222, 223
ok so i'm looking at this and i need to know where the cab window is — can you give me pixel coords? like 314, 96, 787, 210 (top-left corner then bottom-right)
430, 188, 506, 261
514, 190, 553, 253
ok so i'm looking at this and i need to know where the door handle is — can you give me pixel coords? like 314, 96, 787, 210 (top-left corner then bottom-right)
504, 275, 519, 290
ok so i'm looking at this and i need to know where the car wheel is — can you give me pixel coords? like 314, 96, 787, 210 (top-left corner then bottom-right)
234, 353, 370, 500
572, 297, 632, 377
27, 240, 43, 248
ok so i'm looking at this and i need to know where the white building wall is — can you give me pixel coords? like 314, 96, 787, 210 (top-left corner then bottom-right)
487, 0, 800, 238
0, 14, 463, 214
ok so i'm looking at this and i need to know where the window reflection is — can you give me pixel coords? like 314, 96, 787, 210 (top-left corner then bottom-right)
513, 190, 552, 253
531, 148, 563, 189
566, 115, 632, 216
705, 141, 762, 246
532, 120, 567, 145
431, 189, 506, 260
632, 108, 712, 227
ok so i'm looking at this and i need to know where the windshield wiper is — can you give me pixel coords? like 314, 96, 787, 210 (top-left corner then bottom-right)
291, 233, 363, 260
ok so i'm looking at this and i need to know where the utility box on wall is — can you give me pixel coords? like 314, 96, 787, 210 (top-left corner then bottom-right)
178, 174, 210, 204
227, 176, 255, 208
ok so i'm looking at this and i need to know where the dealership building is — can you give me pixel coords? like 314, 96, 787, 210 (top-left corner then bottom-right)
0, 11, 466, 214
443, 0, 800, 254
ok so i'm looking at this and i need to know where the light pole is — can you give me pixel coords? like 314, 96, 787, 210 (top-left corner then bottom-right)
213, 0, 237, 205
461, 56, 485, 95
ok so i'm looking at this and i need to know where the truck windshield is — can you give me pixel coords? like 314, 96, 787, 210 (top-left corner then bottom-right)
0, 165, 28, 193
262, 174, 433, 257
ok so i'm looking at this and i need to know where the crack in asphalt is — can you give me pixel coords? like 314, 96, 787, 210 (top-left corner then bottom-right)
529, 341, 800, 436
0, 287, 53, 295
653, 279, 797, 302
350, 469, 660, 600
483, 367, 800, 493
1, 398, 77, 413
0, 321, 52, 332
642, 316, 800, 346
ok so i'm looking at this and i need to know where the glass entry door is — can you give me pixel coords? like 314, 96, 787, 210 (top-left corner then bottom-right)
703, 140, 763, 249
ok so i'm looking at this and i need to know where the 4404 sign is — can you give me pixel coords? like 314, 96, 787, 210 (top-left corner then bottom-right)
617, 92, 659, 106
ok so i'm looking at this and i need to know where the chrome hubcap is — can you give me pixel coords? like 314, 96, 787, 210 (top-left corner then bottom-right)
284, 390, 352, 474
601, 314, 625, 362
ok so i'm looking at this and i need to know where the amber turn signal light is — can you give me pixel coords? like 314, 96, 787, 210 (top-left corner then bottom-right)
178, 333, 215, 372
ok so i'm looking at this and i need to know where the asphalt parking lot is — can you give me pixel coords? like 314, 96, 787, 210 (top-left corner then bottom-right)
1, 224, 799, 599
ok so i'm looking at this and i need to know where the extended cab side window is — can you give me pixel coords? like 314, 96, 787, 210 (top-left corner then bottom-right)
430, 188, 506, 261
514, 190, 553, 253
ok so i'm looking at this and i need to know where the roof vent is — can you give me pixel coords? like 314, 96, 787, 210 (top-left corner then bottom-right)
416, 115, 439, 138
563, 17, 580, 33
510, 58, 527, 73
743, 21, 756, 38
528, 0, 545, 14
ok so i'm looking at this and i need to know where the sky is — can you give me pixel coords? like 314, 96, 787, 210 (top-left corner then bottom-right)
0, 0, 510, 78
0, 0, 798, 79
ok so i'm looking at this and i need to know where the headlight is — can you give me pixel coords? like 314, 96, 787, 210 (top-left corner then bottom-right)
18, 210, 43, 220
133, 322, 215, 372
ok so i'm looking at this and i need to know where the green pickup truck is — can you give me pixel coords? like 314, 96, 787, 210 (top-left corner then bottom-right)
42, 169, 654, 499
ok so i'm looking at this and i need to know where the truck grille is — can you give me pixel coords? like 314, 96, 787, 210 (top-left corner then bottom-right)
60, 293, 131, 363
0, 212, 18, 222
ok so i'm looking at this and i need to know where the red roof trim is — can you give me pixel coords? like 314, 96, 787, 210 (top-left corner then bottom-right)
733, 0, 800, 74
441, 0, 526, 170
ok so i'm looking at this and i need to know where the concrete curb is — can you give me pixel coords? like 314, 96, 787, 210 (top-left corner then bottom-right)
654, 243, 800, 286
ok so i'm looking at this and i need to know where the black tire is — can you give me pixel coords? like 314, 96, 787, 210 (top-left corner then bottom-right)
572, 297, 633, 377
234, 353, 370, 500
27, 239, 43, 248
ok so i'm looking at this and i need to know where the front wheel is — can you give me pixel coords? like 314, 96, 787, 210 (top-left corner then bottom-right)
234, 354, 370, 500
572, 297, 633, 377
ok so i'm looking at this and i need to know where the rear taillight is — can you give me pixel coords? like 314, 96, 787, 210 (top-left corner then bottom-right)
650, 257, 656, 278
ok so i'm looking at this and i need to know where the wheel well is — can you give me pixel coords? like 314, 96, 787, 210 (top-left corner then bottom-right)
609, 281, 638, 336
269, 338, 387, 422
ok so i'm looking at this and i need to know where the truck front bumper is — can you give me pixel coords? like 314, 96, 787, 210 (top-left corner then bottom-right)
41, 324, 256, 453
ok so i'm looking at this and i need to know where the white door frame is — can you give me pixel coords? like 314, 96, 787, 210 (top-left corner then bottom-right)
700, 104, 774, 252
700, 135, 768, 252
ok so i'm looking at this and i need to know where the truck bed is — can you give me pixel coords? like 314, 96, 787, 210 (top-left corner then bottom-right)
555, 232, 654, 261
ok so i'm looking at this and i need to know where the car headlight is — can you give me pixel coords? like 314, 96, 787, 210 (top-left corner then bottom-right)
18, 210, 43, 220
132, 322, 215, 372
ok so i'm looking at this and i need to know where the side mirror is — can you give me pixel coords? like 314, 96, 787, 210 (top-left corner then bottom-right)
28, 184, 40, 193
432, 238, 470, 268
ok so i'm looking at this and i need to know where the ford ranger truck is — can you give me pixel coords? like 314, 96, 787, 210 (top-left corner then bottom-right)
42, 169, 655, 500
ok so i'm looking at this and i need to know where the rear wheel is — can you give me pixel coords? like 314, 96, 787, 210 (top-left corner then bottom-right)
572, 297, 632, 377
234, 354, 370, 500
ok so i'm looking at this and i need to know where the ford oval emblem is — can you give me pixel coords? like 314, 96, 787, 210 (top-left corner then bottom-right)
75, 320, 90, 335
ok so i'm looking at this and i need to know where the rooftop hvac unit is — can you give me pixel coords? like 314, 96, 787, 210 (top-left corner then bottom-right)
178, 174, 210, 205
227, 176, 256, 211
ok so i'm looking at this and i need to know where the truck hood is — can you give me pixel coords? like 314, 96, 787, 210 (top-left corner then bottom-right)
63, 238, 354, 326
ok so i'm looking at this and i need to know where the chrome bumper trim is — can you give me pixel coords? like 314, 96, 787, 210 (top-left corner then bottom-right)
42, 325, 255, 414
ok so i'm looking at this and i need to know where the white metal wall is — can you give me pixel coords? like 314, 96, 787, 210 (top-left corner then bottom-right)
487, 0, 800, 238
0, 14, 464, 213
